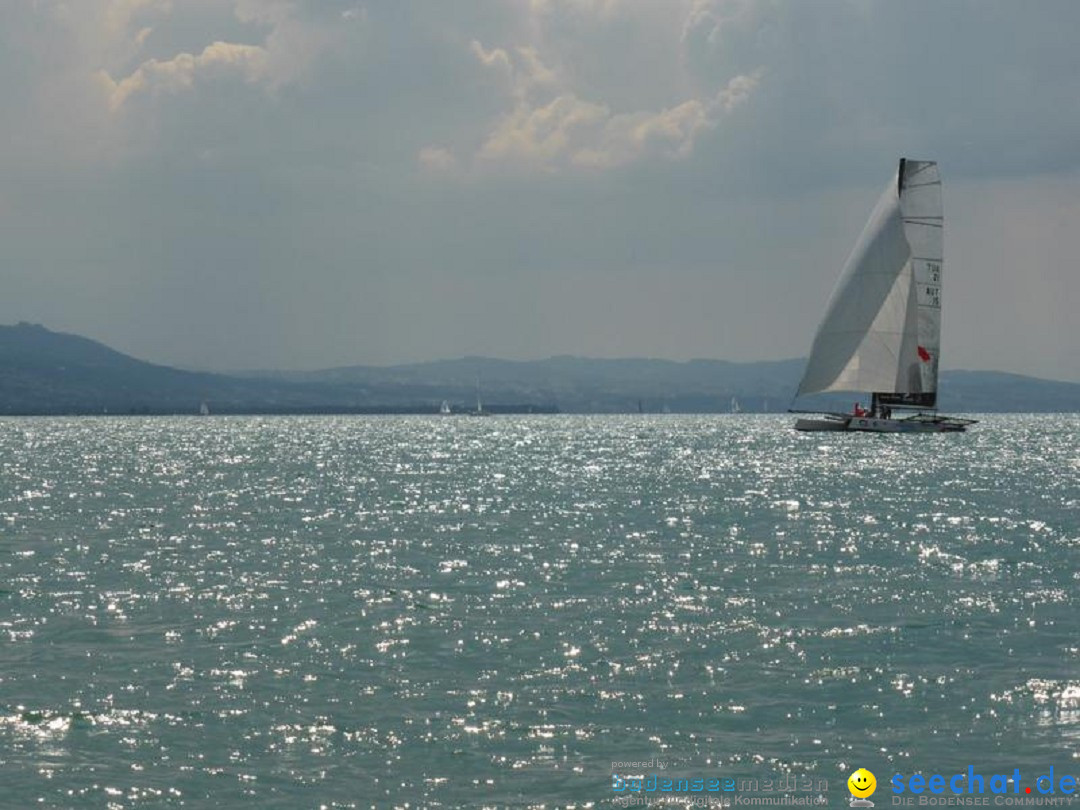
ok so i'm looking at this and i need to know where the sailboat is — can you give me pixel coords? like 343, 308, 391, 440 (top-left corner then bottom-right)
730, 397, 742, 414
439, 400, 452, 415
468, 376, 490, 416
199, 400, 211, 416
792, 159, 976, 433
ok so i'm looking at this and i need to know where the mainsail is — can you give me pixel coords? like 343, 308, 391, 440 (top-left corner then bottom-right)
797, 159, 943, 407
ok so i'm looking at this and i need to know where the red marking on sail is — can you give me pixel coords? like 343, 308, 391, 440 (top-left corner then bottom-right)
917, 346, 931, 362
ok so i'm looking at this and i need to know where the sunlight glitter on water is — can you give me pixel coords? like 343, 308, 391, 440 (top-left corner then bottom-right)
1, 414, 1078, 806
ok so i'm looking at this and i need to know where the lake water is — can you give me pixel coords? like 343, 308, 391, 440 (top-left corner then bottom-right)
2, 415, 1077, 808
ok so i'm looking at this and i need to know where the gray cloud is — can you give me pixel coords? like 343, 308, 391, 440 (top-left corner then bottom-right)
1, 0, 1078, 381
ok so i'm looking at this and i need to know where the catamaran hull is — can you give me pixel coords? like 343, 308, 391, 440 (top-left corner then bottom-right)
846, 416, 966, 433
794, 414, 973, 433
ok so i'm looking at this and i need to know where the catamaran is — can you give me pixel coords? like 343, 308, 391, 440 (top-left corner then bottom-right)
792, 159, 976, 433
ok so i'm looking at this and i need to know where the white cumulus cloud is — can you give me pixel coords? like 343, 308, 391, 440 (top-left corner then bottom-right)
472, 56, 760, 172
101, 40, 270, 110
450, 2, 762, 174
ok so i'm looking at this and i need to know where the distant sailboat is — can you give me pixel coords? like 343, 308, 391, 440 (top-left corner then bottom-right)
469, 376, 490, 417
792, 159, 976, 433
199, 400, 210, 416
730, 397, 742, 414
439, 400, 452, 415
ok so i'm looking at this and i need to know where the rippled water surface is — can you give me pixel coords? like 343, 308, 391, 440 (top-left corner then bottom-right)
2, 415, 1078, 807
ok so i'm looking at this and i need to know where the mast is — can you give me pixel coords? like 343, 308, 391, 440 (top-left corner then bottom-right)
876, 158, 943, 410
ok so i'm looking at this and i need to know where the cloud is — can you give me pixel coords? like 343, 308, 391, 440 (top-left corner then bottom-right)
102, 0, 171, 38
92, 1, 349, 112
235, 0, 347, 87
40, 0, 173, 71
417, 146, 459, 174
5, 0, 1080, 378
473, 65, 759, 172
446, 2, 764, 174
477, 93, 608, 168
470, 40, 559, 101
101, 40, 270, 110
573, 98, 713, 169
471, 40, 513, 76
681, 0, 756, 53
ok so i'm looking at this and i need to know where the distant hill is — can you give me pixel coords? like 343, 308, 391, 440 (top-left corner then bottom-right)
2, 322, 1080, 414
0, 323, 372, 415
0, 323, 555, 414
252, 355, 807, 413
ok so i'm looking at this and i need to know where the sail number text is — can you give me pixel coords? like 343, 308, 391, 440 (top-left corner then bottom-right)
922, 262, 941, 308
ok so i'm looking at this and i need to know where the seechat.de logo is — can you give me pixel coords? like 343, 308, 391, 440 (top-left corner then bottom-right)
890, 766, 1079, 798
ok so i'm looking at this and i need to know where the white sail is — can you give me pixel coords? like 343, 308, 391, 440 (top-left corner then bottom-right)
797, 159, 943, 404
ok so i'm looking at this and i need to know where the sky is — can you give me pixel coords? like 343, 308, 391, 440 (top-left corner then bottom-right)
2, 0, 1079, 380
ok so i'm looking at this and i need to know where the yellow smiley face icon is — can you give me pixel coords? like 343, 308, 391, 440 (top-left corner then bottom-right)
848, 768, 877, 798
